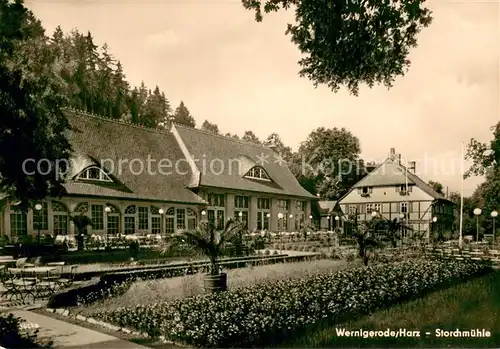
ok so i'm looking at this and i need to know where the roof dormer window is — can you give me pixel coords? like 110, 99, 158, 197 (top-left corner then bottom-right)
76, 166, 113, 182
244, 166, 271, 181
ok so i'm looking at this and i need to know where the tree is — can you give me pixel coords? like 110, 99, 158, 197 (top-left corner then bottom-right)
292, 127, 362, 199
201, 120, 219, 134
242, 0, 433, 96
0, 0, 72, 210
263, 133, 293, 163
70, 214, 92, 251
465, 122, 500, 238
225, 132, 240, 139
428, 180, 444, 194
173, 101, 196, 127
465, 122, 500, 178
242, 130, 260, 143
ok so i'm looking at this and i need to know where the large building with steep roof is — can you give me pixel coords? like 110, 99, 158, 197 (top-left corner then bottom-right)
338, 148, 454, 239
0, 109, 316, 240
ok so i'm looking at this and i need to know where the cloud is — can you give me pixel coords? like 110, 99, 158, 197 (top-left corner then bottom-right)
145, 29, 180, 47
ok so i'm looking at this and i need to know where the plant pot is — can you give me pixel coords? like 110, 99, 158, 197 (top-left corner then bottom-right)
203, 273, 227, 293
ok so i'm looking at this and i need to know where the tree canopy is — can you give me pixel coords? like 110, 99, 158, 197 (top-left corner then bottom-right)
428, 180, 444, 194
0, 0, 71, 209
173, 101, 196, 128
242, 0, 433, 95
290, 127, 362, 199
201, 120, 220, 134
459, 122, 500, 238
242, 130, 261, 143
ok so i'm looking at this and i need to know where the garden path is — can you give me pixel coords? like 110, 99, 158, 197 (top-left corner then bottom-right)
8, 310, 151, 348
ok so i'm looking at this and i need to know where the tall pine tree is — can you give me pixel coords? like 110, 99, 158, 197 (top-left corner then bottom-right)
173, 101, 195, 127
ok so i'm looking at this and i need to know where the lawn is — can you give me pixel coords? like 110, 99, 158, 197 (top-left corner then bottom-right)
74, 259, 357, 316
282, 270, 500, 348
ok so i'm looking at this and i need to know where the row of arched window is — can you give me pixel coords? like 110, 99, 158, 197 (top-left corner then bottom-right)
8, 201, 198, 237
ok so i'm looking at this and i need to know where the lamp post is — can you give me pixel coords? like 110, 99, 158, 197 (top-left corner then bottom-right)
399, 213, 405, 242
491, 210, 498, 243
431, 216, 438, 242
201, 210, 206, 222
334, 215, 340, 246
473, 208, 482, 242
277, 213, 284, 253
159, 208, 164, 236
34, 203, 42, 244
104, 206, 111, 248
327, 215, 330, 231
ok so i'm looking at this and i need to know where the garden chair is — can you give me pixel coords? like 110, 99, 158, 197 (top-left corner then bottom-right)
54, 265, 78, 289
33, 271, 61, 299
1, 267, 24, 302
6, 268, 37, 303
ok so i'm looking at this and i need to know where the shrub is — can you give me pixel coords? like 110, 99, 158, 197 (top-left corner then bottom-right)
0, 313, 51, 348
93, 259, 490, 348
264, 249, 270, 256
273, 250, 279, 255
128, 241, 140, 260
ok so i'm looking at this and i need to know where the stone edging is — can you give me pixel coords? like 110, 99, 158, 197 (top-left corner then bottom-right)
44, 307, 190, 347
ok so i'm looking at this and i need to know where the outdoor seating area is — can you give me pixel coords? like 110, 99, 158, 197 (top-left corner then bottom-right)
0, 258, 77, 304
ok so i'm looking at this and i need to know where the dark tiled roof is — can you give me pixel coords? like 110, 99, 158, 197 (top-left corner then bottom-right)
350, 158, 446, 200
173, 125, 316, 199
64, 110, 205, 204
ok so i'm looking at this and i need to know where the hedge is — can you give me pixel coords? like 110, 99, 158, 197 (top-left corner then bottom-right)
92, 259, 491, 347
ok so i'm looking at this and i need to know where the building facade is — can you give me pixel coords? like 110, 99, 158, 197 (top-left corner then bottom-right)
338, 148, 454, 240
0, 110, 316, 241
316, 201, 345, 232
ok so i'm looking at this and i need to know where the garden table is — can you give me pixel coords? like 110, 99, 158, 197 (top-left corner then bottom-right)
22, 267, 57, 273
46, 262, 65, 266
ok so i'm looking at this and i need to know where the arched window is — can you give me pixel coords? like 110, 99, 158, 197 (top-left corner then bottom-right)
74, 202, 89, 214
76, 166, 113, 182
187, 208, 197, 229
151, 206, 161, 234
138, 206, 149, 230
32, 202, 48, 231
244, 166, 271, 181
165, 207, 197, 233
105, 203, 120, 235
52, 201, 68, 235
166, 207, 175, 234
124, 205, 136, 234
9, 204, 27, 239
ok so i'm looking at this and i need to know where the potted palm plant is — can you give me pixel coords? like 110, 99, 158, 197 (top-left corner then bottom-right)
347, 213, 380, 266
70, 214, 93, 251
377, 217, 413, 248
163, 218, 246, 292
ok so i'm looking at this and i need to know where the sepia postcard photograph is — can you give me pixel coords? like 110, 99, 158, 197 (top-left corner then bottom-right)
0, 0, 498, 347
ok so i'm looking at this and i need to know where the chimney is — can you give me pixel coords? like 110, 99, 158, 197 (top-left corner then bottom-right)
398, 154, 401, 164
389, 148, 397, 161
408, 161, 416, 173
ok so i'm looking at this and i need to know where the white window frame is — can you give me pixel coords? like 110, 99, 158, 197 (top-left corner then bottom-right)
244, 166, 271, 181
76, 166, 113, 182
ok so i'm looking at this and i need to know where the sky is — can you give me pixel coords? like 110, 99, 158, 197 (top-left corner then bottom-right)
26, 0, 499, 196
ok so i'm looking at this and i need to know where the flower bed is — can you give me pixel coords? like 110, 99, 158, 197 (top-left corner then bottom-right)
91, 259, 491, 347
